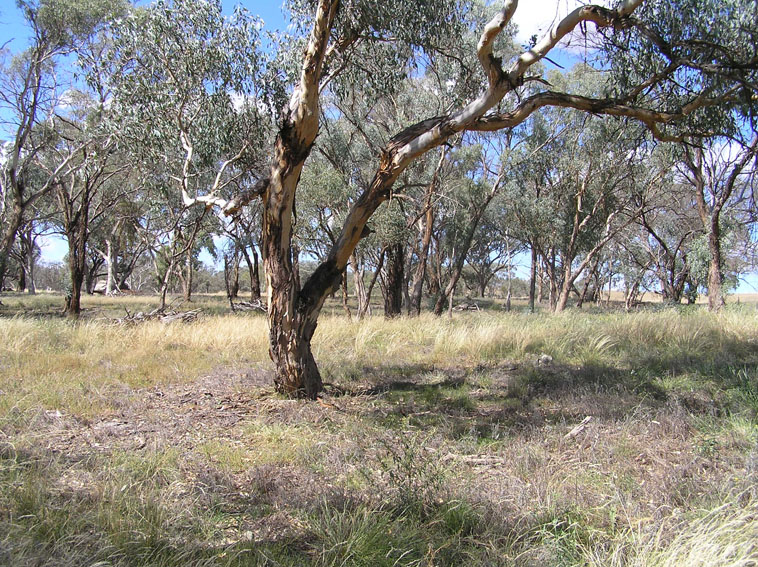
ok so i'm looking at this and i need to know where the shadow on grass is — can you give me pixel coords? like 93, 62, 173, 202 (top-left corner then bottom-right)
327, 342, 758, 439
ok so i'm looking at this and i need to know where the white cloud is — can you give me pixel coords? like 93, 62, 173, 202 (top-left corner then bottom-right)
511, 0, 616, 48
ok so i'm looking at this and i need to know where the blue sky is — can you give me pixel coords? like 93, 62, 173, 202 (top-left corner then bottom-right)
0, 1, 290, 44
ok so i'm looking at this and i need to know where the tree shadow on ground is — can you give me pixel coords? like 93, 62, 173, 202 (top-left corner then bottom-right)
327, 344, 758, 440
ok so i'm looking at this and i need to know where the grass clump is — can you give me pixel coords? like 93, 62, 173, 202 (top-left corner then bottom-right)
581, 495, 758, 567
310, 503, 425, 567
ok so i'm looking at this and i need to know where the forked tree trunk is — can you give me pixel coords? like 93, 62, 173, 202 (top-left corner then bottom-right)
358, 248, 384, 319
64, 223, 88, 319
241, 246, 261, 301
686, 139, 757, 311
262, 0, 340, 398
409, 148, 445, 316
255, 0, 644, 397
576, 257, 600, 308
159, 255, 175, 311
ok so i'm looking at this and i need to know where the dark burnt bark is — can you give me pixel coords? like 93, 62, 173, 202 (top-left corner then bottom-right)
384, 241, 405, 317
240, 245, 261, 301
230, 253, 240, 299
63, 205, 89, 319
528, 245, 537, 313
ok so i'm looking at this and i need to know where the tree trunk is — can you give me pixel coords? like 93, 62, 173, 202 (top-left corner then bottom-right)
230, 253, 240, 298
384, 241, 404, 317
358, 248, 384, 319
341, 269, 352, 319
528, 245, 537, 313
433, 191, 496, 316
409, 148, 445, 316
26, 251, 36, 295
105, 239, 116, 295
555, 260, 572, 313
537, 264, 544, 304
447, 280, 455, 319
706, 219, 725, 311
351, 252, 368, 318
64, 226, 87, 319
0, 203, 24, 290
183, 251, 193, 302
263, 0, 338, 398
61, 183, 90, 318
408, 232, 431, 315
159, 255, 174, 311
225, 258, 236, 312
18, 227, 37, 294
434, 261, 464, 316
252, 247, 261, 300
254, 0, 644, 397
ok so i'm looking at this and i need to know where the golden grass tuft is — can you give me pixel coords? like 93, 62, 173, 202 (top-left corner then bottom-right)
582, 496, 758, 567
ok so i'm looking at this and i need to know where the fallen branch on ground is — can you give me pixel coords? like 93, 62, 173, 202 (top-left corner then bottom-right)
113, 307, 201, 325
232, 299, 266, 312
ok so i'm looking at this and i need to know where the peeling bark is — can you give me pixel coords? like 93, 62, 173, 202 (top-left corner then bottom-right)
233, 0, 679, 397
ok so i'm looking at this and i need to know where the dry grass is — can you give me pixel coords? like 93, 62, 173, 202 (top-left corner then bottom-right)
1, 295, 757, 566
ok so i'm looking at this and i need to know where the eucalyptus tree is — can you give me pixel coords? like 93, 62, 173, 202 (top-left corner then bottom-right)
464, 200, 523, 299
557, 122, 661, 313
90, 190, 148, 295
223, 203, 263, 302
103, 0, 273, 307
46, 15, 133, 317
9, 220, 41, 293
187, 0, 754, 398
430, 139, 508, 315
678, 137, 758, 310
408, 146, 450, 316
613, 227, 656, 309
0, 0, 125, 289
635, 185, 701, 303
47, 105, 130, 317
